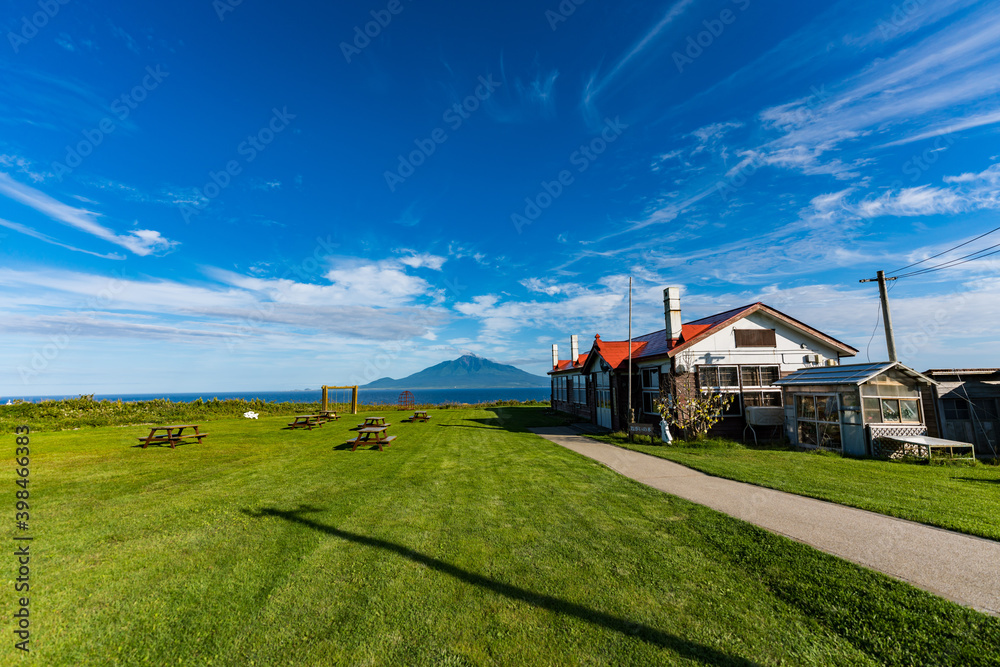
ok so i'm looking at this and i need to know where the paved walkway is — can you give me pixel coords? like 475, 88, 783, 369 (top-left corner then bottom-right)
529, 426, 1000, 616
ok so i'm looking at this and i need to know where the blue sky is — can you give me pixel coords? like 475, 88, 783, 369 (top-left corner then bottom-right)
2, 0, 1000, 396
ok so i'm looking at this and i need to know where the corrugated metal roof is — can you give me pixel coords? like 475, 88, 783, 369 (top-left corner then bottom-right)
924, 368, 1000, 376
774, 362, 937, 386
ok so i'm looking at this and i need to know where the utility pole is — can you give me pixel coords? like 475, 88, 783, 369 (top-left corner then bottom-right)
859, 270, 898, 362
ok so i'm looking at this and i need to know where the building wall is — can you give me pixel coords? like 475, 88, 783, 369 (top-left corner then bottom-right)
564, 311, 854, 438
928, 376, 1000, 456
675, 311, 848, 371
922, 388, 940, 438
550, 372, 592, 421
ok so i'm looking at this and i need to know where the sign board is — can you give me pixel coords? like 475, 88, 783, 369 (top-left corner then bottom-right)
629, 422, 660, 437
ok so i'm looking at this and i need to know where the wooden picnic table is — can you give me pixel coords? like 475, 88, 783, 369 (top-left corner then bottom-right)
357, 416, 388, 428
350, 426, 396, 452
317, 411, 340, 422
410, 410, 431, 422
138, 424, 207, 449
287, 415, 323, 430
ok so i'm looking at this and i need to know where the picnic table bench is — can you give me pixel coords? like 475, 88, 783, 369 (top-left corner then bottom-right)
350, 426, 396, 452
410, 410, 431, 422
138, 424, 207, 449
356, 416, 388, 428
287, 415, 323, 430
317, 411, 340, 422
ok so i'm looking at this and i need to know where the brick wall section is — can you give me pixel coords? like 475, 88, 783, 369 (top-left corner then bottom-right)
666, 369, 747, 440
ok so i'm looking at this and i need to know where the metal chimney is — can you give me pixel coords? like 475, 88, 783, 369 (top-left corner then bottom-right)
664, 286, 682, 341
570, 335, 579, 364
551, 344, 559, 369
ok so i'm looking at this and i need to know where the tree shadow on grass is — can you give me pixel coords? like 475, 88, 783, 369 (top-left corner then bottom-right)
242, 505, 760, 666
955, 477, 1000, 485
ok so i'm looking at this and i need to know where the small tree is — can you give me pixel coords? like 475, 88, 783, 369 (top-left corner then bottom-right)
655, 380, 735, 441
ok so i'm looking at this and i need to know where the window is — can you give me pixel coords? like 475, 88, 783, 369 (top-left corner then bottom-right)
863, 396, 922, 423
641, 367, 660, 415
943, 398, 971, 420
974, 398, 1000, 420
572, 376, 587, 405
595, 373, 611, 412
554, 377, 568, 402
743, 391, 782, 407
698, 364, 783, 418
735, 329, 777, 348
698, 366, 740, 389
797, 394, 841, 449
698, 365, 741, 416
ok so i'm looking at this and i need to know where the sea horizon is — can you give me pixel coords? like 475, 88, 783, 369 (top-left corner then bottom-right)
2, 387, 551, 406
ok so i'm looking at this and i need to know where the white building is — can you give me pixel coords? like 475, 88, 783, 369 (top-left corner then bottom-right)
550, 287, 859, 437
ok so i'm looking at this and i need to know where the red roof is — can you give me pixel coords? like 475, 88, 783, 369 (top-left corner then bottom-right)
550, 353, 589, 374
591, 337, 647, 370
575, 302, 857, 372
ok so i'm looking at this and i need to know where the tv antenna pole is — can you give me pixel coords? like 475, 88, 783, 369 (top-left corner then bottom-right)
628, 277, 634, 438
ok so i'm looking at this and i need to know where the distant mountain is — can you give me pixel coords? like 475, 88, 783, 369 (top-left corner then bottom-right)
361, 354, 549, 389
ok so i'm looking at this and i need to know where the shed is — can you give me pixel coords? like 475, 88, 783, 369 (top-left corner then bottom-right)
922, 369, 1000, 458
774, 362, 937, 457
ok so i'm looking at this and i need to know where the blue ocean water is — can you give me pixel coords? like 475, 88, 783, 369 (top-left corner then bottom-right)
4, 387, 550, 406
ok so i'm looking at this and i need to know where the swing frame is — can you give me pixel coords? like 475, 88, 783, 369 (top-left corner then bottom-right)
321, 385, 359, 415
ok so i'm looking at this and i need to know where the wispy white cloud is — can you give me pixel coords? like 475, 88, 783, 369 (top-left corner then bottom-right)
857, 185, 965, 218
859, 162, 1000, 218
847, 0, 983, 47
0, 218, 124, 259
397, 252, 447, 271
520, 277, 565, 296
0, 174, 177, 256
0, 155, 47, 183
582, 0, 697, 121
879, 109, 1000, 148
0, 265, 448, 343
754, 5, 1000, 172
485, 61, 560, 124
207, 256, 444, 308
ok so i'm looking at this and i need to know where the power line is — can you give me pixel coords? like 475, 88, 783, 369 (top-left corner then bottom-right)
896, 242, 1000, 278
864, 298, 882, 363
891, 223, 1000, 274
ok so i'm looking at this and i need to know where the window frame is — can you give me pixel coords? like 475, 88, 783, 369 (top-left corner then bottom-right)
640, 367, 660, 415
796, 393, 842, 449
698, 363, 783, 418
863, 392, 923, 424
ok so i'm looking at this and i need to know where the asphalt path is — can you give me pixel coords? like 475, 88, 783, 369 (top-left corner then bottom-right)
529, 426, 1000, 616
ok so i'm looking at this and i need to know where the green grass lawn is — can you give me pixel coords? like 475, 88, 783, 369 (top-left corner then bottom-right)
590, 432, 1000, 542
7, 407, 999, 665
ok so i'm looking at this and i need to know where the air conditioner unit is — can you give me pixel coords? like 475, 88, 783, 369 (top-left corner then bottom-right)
825, 359, 837, 366
808, 354, 821, 364
746, 406, 785, 426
